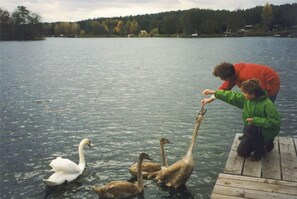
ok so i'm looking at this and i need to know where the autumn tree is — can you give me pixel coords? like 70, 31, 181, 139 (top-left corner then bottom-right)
114, 20, 124, 35
262, 2, 273, 31
70, 22, 80, 36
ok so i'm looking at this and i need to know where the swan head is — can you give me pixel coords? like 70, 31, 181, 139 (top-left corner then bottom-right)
139, 153, 152, 161
81, 138, 92, 148
160, 138, 171, 145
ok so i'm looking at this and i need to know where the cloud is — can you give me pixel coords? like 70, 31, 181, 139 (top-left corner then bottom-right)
1, 0, 296, 22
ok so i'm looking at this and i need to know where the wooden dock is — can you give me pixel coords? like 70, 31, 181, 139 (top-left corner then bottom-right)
211, 133, 297, 199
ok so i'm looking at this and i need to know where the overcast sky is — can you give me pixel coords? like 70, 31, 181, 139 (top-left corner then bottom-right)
1, 0, 296, 22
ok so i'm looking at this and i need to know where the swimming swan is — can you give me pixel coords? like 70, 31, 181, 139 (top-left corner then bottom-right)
128, 138, 170, 178
43, 138, 92, 186
150, 107, 206, 189
91, 153, 152, 199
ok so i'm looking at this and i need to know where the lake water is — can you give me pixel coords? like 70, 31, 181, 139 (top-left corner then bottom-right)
0, 37, 296, 199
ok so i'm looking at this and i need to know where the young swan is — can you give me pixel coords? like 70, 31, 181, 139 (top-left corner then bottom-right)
43, 138, 92, 186
91, 153, 152, 199
150, 107, 206, 189
128, 138, 170, 178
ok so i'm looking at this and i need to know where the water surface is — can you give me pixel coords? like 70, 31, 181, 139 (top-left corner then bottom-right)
1, 37, 296, 199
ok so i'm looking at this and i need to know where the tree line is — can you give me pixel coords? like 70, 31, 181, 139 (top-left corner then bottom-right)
1, 3, 296, 40
43, 3, 297, 37
0, 6, 43, 40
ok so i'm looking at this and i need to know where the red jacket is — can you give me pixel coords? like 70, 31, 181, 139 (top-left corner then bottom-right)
219, 63, 280, 96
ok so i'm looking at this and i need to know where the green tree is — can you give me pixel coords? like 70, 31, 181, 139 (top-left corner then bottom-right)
125, 20, 132, 34
80, 29, 86, 37
54, 23, 61, 36
130, 19, 140, 34
42, 23, 52, 36
149, 27, 159, 35
148, 18, 158, 32
85, 21, 107, 35
0, 8, 11, 24
1, 5, 42, 40
11, 6, 41, 25
163, 14, 178, 34
262, 2, 273, 31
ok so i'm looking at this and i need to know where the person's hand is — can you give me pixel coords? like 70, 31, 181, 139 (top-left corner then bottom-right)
246, 118, 253, 124
201, 97, 215, 106
202, 89, 215, 95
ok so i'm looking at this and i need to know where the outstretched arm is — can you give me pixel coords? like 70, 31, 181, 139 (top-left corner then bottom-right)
201, 89, 216, 106
215, 90, 245, 109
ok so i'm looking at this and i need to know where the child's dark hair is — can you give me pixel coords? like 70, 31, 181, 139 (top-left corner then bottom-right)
212, 62, 235, 80
241, 79, 266, 98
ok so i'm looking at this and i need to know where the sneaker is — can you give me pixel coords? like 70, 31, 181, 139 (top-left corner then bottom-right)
248, 152, 266, 161
265, 142, 274, 152
238, 134, 246, 140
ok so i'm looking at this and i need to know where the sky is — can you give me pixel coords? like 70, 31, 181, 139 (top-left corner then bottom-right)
1, 0, 296, 22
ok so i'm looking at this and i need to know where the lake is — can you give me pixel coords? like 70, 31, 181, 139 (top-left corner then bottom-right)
0, 37, 296, 199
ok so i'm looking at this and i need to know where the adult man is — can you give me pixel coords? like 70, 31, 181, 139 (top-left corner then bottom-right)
201, 62, 280, 106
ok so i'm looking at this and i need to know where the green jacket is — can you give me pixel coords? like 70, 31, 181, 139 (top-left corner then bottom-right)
215, 90, 281, 142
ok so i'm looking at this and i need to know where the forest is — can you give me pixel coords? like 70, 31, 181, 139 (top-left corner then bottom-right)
42, 3, 297, 37
1, 3, 297, 40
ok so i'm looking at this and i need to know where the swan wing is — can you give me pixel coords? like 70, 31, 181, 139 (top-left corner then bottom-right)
43, 171, 80, 186
165, 164, 193, 188
104, 181, 139, 197
141, 162, 162, 172
49, 157, 80, 174
93, 181, 139, 198
156, 160, 183, 181
129, 162, 162, 177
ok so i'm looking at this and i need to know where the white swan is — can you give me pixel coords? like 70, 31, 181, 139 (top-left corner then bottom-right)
150, 107, 206, 189
43, 138, 92, 186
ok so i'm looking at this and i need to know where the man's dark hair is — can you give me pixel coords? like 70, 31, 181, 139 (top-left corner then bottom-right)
212, 62, 235, 80
241, 78, 266, 98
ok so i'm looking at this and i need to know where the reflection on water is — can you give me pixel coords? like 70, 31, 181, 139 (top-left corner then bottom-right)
0, 37, 296, 199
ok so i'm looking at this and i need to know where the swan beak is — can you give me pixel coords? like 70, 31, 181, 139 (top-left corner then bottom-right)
199, 106, 207, 116
88, 142, 93, 148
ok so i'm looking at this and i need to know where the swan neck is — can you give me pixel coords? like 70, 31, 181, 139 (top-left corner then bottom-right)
160, 142, 168, 167
137, 157, 144, 190
78, 142, 86, 170
187, 116, 203, 157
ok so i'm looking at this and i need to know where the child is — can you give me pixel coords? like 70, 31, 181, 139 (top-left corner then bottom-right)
202, 78, 281, 161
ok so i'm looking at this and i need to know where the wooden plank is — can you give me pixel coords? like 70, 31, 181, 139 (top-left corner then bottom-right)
294, 138, 297, 155
211, 193, 246, 199
279, 137, 297, 182
242, 158, 262, 177
217, 173, 297, 188
262, 137, 281, 180
215, 174, 297, 195
224, 133, 245, 175
213, 184, 297, 199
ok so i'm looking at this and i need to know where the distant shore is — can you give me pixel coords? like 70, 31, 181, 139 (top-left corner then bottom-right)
49, 32, 296, 39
